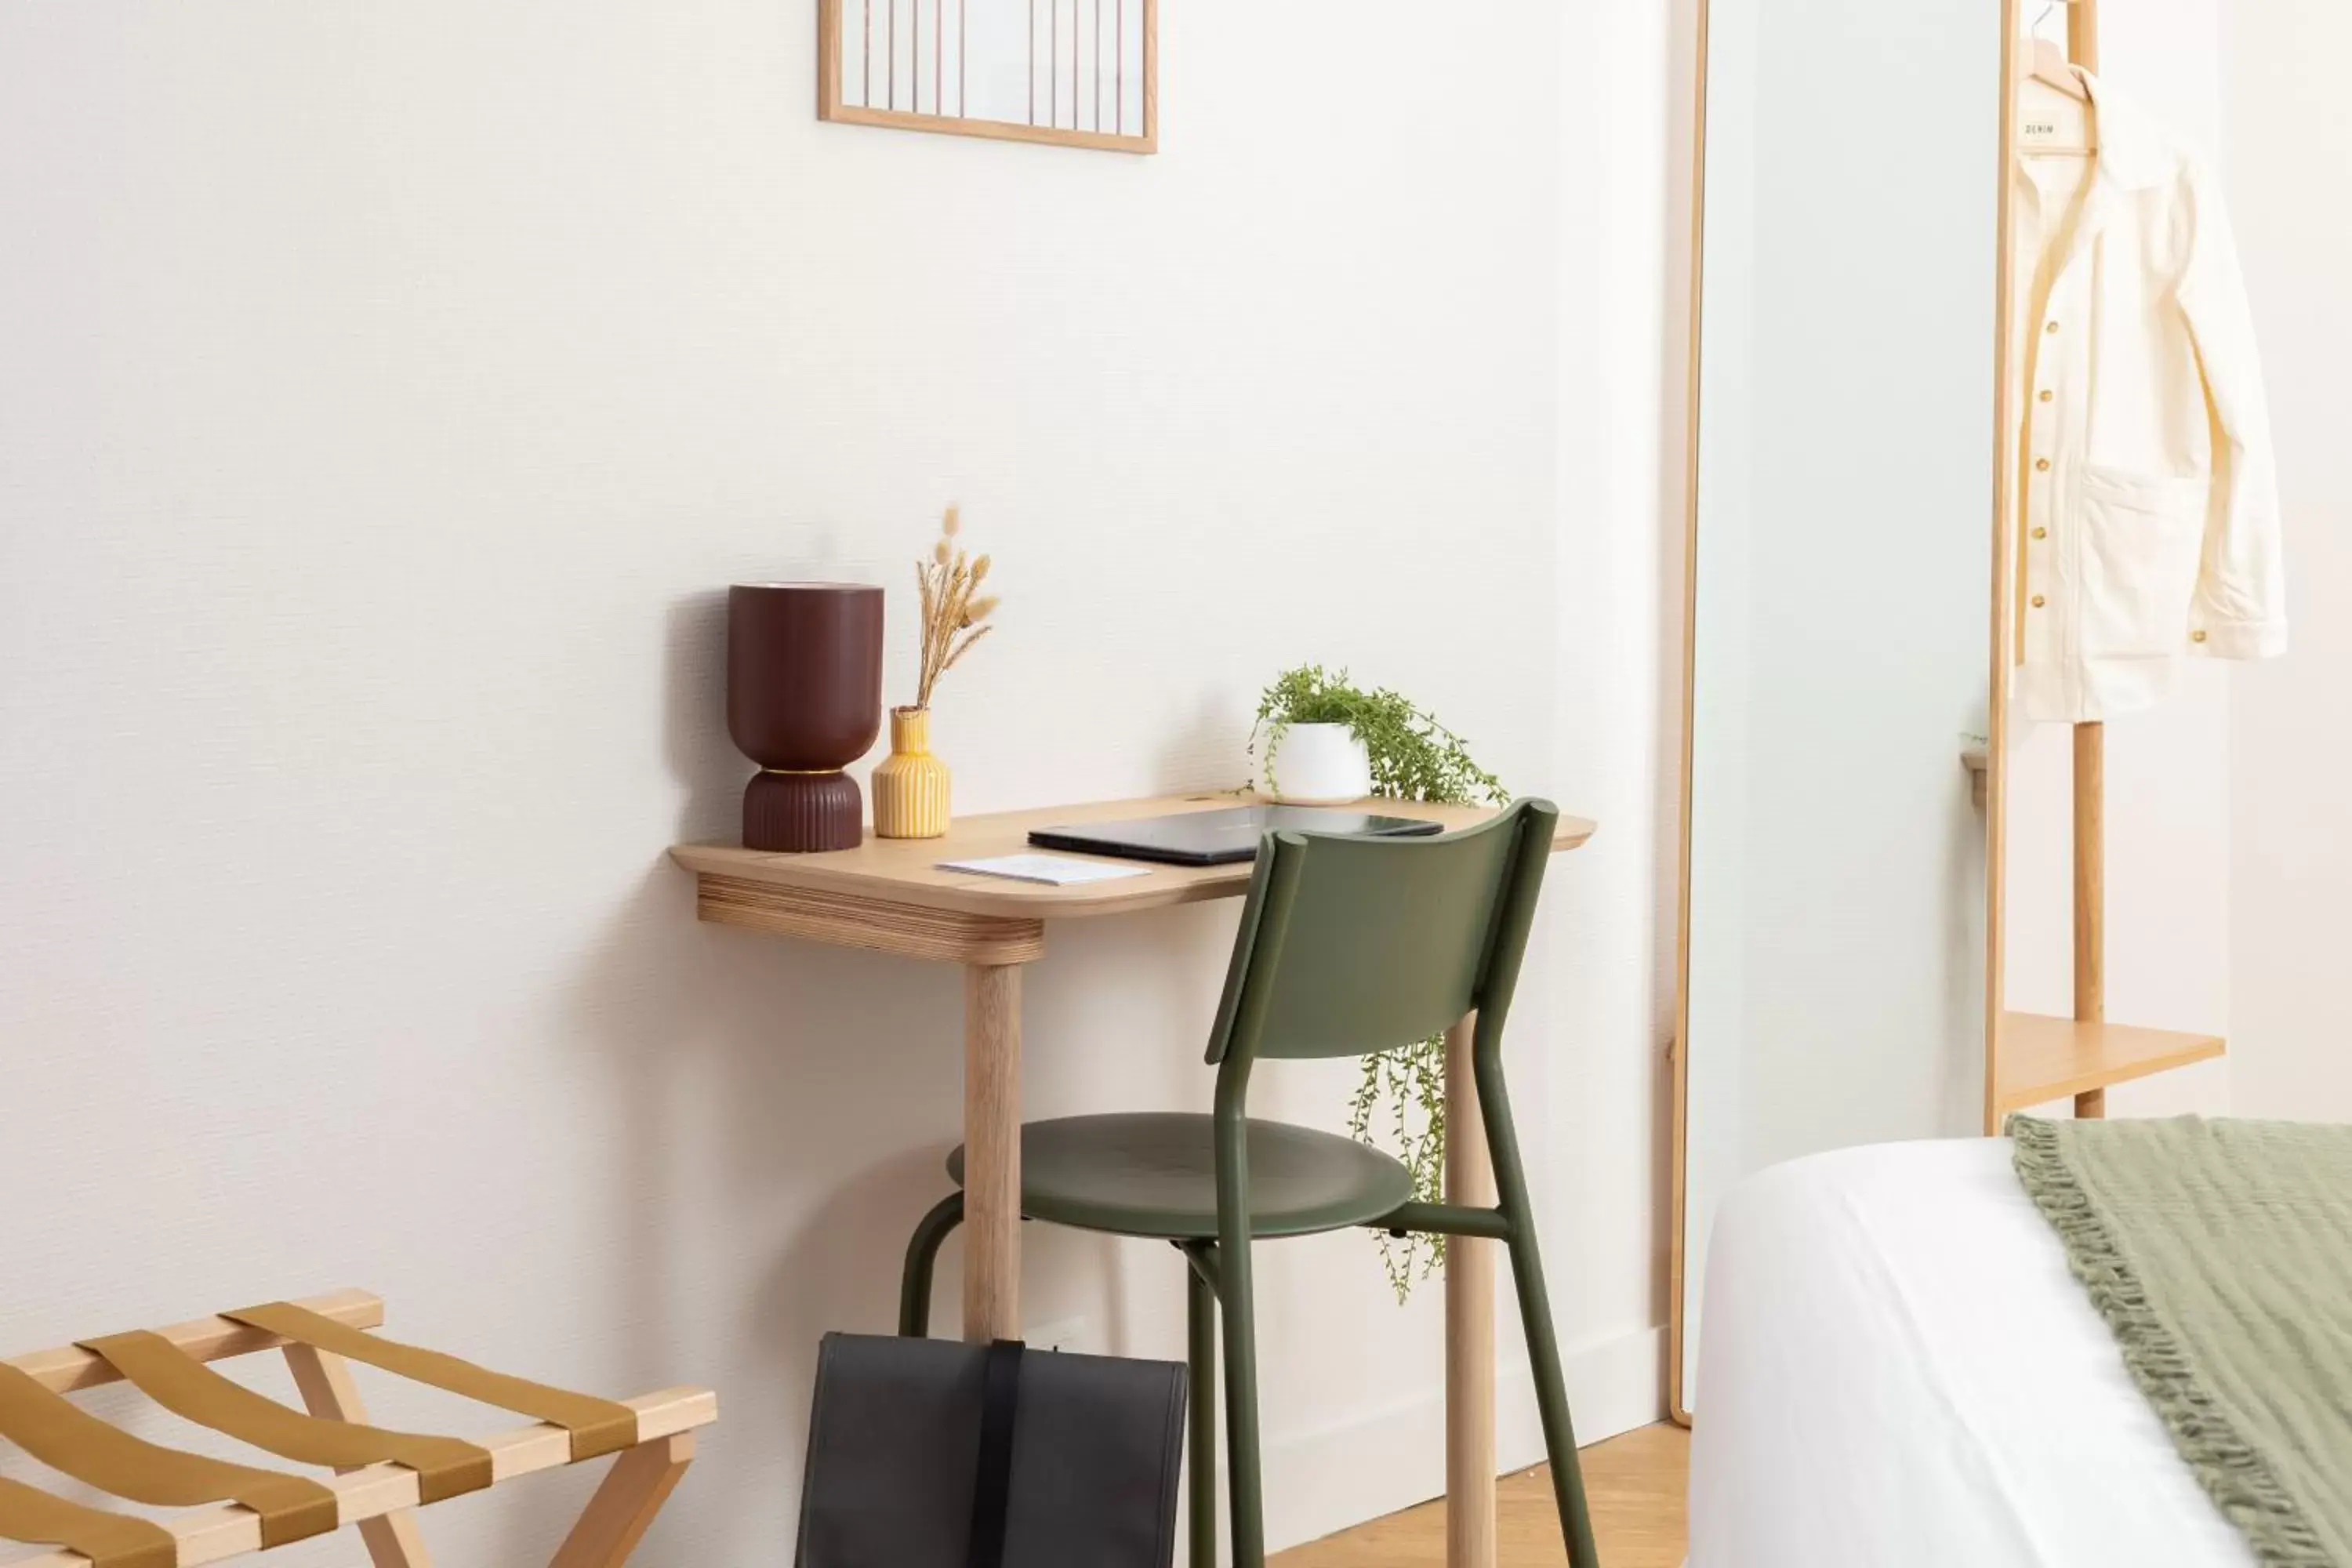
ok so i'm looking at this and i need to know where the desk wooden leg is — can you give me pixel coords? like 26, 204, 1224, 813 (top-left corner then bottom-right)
1445, 1013, 1497, 1568
964, 962, 1022, 1342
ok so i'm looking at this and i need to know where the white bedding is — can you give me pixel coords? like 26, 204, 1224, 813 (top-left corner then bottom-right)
1688, 1138, 2254, 1568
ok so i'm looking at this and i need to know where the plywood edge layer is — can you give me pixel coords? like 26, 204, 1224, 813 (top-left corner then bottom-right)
697, 875, 1047, 964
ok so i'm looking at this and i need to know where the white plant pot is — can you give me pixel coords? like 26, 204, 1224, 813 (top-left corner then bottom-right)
1261, 723, 1374, 804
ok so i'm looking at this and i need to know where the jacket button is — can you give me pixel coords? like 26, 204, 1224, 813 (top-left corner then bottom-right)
2031, 595, 2047, 608
2035, 458, 2051, 471
2032, 527, 2048, 539
2192, 629, 2209, 643
2046, 320, 2060, 334
2038, 389, 2053, 401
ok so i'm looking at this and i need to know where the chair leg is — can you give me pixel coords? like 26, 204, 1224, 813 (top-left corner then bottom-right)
1215, 1239, 1266, 1568
1504, 1218, 1599, 1568
1185, 1248, 1219, 1568
899, 1192, 966, 1338
1481, 1068, 1599, 1568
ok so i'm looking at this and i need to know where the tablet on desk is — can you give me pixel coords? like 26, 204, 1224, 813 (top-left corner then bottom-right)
1026, 804, 1444, 867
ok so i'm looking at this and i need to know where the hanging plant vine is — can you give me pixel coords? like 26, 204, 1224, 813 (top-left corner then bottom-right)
1248, 665, 1507, 1301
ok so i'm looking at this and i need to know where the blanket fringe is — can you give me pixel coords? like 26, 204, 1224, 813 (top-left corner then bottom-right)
2009, 1116, 2332, 1568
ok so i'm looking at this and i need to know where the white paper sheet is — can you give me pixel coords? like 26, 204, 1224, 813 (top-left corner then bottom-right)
1690, 1138, 2254, 1568
938, 853, 1151, 886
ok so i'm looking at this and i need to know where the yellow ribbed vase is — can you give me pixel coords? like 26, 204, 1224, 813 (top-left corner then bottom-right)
872, 706, 952, 839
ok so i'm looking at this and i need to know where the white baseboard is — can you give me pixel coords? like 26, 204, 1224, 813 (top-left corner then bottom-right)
1251, 1323, 1667, 1557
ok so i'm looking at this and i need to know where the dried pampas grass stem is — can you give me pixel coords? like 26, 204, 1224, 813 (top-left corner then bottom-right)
910, 506, 1001, 710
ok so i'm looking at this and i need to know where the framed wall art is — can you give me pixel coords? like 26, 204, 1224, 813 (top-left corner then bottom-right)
818, 0, 1156, 153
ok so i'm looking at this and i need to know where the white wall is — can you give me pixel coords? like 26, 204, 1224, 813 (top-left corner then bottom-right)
0, 1, 1669, 1559
2002, 0, 2235, 1119
2222, 0, 2352, 1121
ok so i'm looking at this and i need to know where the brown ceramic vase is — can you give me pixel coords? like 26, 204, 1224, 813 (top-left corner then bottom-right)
727, 583, 885, 851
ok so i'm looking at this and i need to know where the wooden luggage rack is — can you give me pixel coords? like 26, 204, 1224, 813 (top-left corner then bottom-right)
0, 1290, 717, 1568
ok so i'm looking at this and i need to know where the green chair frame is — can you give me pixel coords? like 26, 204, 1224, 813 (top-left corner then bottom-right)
898, 800, 1599, 1568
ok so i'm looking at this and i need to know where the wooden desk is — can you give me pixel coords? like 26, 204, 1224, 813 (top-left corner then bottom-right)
671, 793, 1596, 1568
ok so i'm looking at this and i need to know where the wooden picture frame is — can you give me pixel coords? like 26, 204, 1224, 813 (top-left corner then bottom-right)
818, 0, 1158, 154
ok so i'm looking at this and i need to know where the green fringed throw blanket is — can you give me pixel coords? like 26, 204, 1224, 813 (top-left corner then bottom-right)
2012, 1115, 2352, 1567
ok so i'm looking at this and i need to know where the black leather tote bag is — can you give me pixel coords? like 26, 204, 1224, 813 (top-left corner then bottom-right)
796, 1334, 1186, 1568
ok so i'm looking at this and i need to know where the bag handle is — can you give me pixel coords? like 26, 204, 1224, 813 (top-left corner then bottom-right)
967, 1341, 1025, 1568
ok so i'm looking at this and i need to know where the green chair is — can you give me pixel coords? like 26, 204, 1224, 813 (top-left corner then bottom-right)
897, 800, 1599, 1568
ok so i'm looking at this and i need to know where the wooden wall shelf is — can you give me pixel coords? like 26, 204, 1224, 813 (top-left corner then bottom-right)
1993, 1012, 2227, 1117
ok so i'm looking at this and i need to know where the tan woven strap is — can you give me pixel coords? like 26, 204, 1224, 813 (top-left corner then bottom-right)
82, 1330, 494, 1504
0, 1475, 177, 1568
0, 1364, 336, 1548
224, 1303, 638, 1462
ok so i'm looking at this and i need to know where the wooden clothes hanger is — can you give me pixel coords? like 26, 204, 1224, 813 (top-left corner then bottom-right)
2022, 38, 2089, 102
2017, 5, 2097, 156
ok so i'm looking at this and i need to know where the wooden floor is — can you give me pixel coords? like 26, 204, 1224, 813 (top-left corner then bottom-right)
1272, 1424, 1690, 1568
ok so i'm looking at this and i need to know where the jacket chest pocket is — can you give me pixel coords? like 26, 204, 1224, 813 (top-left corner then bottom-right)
2079, 465, 2207, 659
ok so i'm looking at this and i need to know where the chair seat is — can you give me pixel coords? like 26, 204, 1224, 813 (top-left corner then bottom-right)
946, 1112, 1415, 1241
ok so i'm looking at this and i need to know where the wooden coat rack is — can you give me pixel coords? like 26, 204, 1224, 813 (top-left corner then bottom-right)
2067, 0, 2110, 1123
1985, 0, 2227, 1130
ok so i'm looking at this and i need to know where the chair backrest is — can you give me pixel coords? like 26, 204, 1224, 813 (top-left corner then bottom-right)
1204, 799, 1559, 1065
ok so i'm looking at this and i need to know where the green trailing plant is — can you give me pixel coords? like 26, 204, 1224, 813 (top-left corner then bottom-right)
1250, 666, 1502, 808
1249, 665, 1508, 1301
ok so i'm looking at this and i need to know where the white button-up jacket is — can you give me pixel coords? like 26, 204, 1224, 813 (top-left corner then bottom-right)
2013, 72, 2286, 724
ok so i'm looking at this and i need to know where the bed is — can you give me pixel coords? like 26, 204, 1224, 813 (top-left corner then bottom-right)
1686, 1138, 2256, 1568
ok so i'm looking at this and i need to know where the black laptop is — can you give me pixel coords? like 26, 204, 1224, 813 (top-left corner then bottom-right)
1027, 804, 1444, 867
